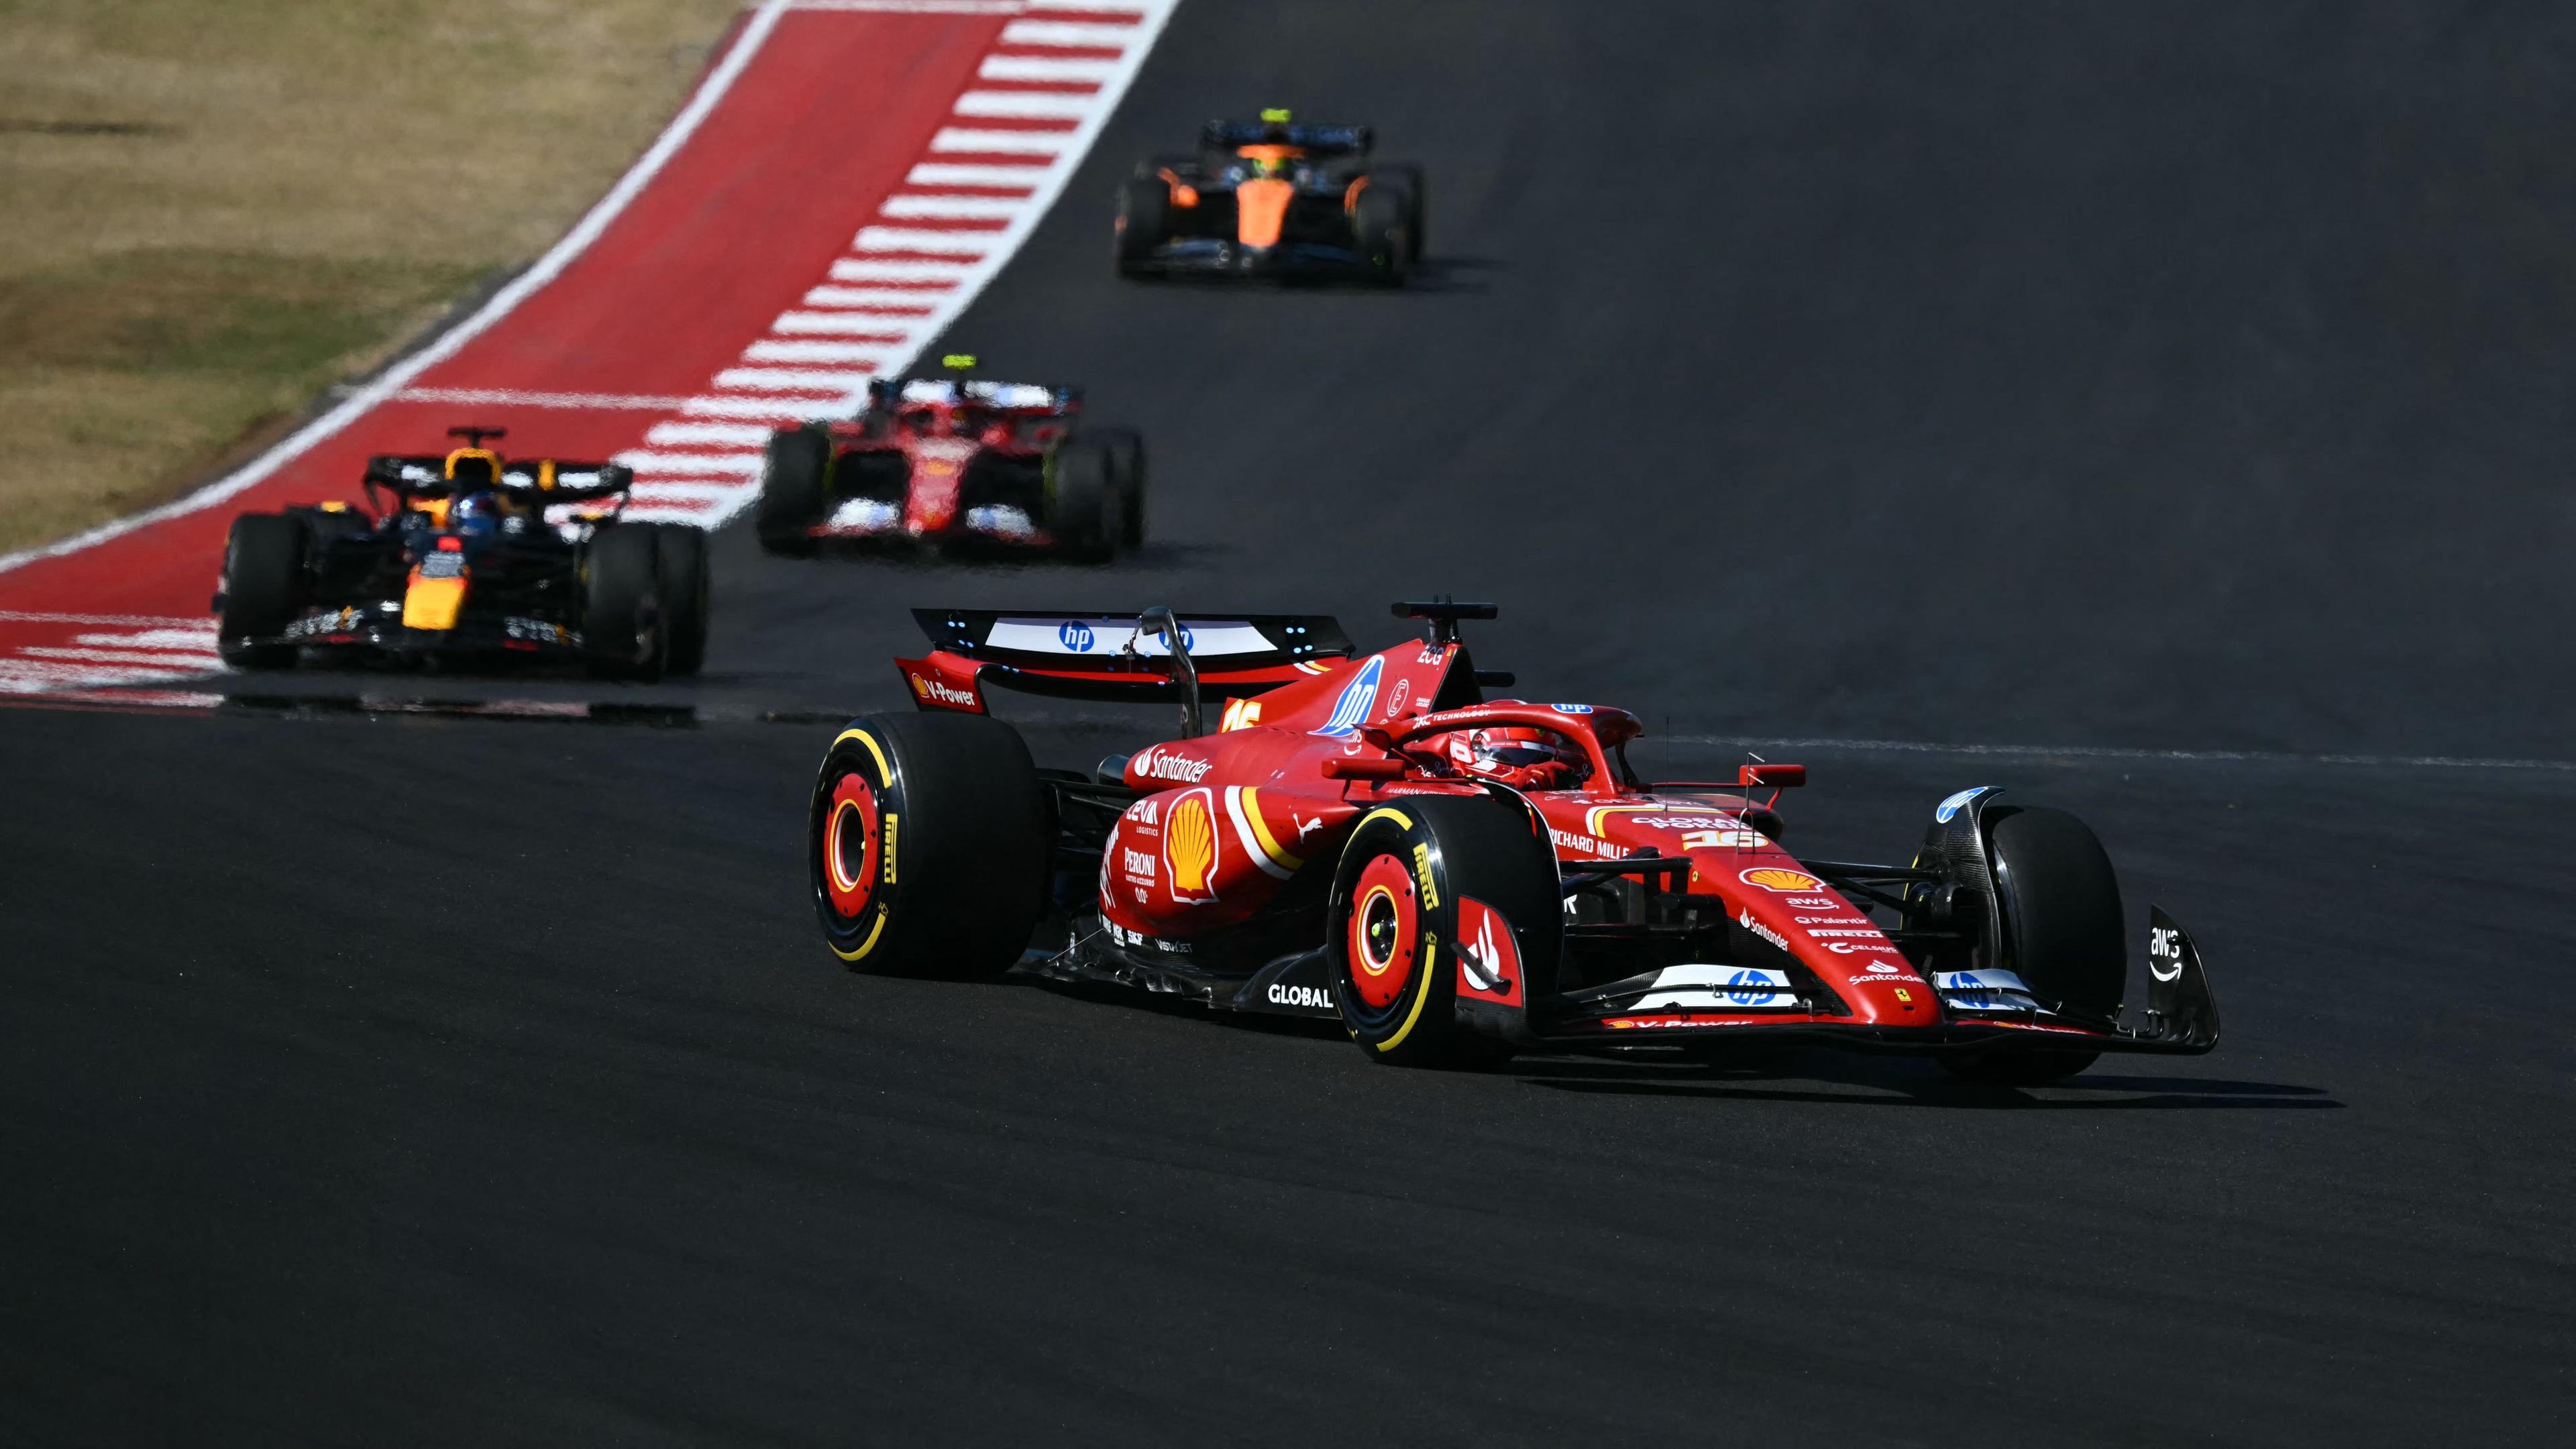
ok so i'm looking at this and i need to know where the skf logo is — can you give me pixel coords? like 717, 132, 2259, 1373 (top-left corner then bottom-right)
1165, 788, 1218, 903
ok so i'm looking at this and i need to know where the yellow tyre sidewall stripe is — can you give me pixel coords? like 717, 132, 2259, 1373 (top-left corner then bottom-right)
824, 727, 896, 961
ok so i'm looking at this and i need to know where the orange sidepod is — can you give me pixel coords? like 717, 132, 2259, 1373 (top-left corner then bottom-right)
1235, 178, 1293, 248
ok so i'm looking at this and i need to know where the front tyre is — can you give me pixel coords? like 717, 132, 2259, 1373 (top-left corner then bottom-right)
1044, 439, 1122, 562
1115, 176, 1171, 276
755, 425, 830, 556
216, 513, 308, 669
1329, 794, 1560, 1067
1943, 805, 2124, 1085
648, 523, 711, 676
809, 713, 1050, 977
581, 523, 665, 680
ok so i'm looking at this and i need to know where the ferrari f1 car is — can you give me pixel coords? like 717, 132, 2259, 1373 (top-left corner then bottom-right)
804, 602, 2221, 1079
754, 366, 1144, 560
1116, 111, 1424, 284
213, 426, 710, 679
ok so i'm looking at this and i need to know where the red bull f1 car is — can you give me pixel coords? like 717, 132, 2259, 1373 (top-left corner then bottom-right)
804, 602, 2221, 1079
754, 369, 1144, 560
1116, 113, 1424, 284
213, 426, 708, 679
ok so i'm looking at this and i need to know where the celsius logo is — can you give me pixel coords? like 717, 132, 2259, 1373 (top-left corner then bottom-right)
1132, 747, 1212, 783
1313, 655, 1383, 738
1059, 620, 1095, 651
1934, 786, 1992, 824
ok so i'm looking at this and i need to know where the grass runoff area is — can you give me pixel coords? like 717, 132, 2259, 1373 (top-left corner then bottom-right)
0, 0, 743, 555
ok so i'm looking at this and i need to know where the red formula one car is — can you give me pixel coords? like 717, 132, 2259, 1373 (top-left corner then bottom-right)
753, 366, 1143, 561
806, 602, 2220, 1079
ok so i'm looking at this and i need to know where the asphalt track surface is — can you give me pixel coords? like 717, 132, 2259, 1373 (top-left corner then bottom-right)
8, 3, 2575, 1442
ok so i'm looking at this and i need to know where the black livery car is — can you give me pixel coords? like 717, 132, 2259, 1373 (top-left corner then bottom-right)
212, 427, 710, 679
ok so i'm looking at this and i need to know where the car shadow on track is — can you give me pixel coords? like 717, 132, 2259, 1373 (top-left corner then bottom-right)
1510, 1053, 2343, 1111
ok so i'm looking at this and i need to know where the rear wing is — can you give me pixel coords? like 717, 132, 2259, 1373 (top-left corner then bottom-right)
362, 455, 636, 504
1200, 119, 1373, 154
869, 377, 1080, 413
896, 608, 1352, 718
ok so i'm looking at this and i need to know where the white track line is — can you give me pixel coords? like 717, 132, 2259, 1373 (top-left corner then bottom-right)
930, 128, 1068, 154
769, 312, 913, 336
390, 388, 698, 411
712, 366, 877, 392
880, 193, 1030, 220
0, 0, 799, 578
906, 162, 1052, 187
645, 421, 775, 447
980, 55, 1120, 81
1000, 20, 1140, 46
851, 226, 999, 254
0, 610, 216, 628
828, 258, 979, 282
800, 284, 943, 309
953, 91, 1099, 119
679, 395, 848, 419
1665, 733, 2576, 773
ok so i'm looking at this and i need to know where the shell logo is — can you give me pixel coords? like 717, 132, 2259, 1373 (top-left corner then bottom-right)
1739, 867, 1824, 893
1166, 790, 1217, 902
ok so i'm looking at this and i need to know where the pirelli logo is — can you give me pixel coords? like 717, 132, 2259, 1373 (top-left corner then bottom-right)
882, 813, 898, 884
1411, 843, 1438, 910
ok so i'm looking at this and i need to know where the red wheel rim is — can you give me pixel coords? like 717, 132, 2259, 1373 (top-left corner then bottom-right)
824, 772, 881, 918
1346, 853, 1419, 1010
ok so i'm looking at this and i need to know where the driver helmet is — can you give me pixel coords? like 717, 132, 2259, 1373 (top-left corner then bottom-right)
449, 490, 502, 537
1444, 726, 1589, 790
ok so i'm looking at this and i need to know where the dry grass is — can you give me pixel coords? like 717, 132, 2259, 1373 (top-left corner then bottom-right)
0, 0, 743, 554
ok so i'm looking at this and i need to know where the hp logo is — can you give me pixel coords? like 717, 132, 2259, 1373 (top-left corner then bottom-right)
1059, 621, 1095, 651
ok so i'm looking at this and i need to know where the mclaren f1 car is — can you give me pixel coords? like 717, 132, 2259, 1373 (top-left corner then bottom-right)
804, 602, 2221, 1079
753, 362, 1143, 560
1116, 111, 1424, 284
213, 426, 710, 678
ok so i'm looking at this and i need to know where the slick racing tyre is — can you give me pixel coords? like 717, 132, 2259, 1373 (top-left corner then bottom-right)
1085, 427, 1147, 550
1044, 439, 1123, 562
581, 523, 665, 681
1369, 164, 1426, 264
217, 513, 309, 669
810, 712, 1049, 978
1114, 175, 1171, 276
755, 425, 830, 555
1350, 184, 1413, 286
1329, 793, 1560, 1067
1943, 806, 2124, 1085
648, 523, 711, 677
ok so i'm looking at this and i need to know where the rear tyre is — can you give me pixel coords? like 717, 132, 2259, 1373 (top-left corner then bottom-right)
1115, 176, 1171, 276
809, 712, 1049, 977
1044, 439, 1122, 562
1370, 164, 1427, 264
1350, 185, 1413, 286
649, 523, 711, 676
755, 425, 831, 555
217, 513, 308, 669
581, 524, 665, 681
1942, 806, 2123, 1084
1330, 794, 1560, 1067
1087, 427, 1147, 550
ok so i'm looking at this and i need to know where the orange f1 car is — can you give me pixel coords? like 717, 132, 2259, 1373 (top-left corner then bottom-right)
804, 602, 2221, 1079
1115, 111, 1424, 284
